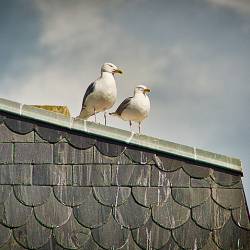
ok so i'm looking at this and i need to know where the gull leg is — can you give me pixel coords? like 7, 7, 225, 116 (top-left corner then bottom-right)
94, 108, 97, 123
104, 112, 107, 126
139, 122, 141, 134
129, 121, 132, 131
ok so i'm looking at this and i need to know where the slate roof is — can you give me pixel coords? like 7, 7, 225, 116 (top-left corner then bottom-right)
0, 98, 249, 250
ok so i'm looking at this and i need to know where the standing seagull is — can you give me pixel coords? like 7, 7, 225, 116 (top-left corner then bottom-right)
110, 85, 151, 133
78, 63, 123, 124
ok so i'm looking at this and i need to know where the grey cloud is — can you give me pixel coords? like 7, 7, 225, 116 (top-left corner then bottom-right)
206, 0, 250, 15
1, 0, 249, 203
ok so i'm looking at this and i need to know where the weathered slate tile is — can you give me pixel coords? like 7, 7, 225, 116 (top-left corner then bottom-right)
95, 140, 125, 157
33, 164, 72, 185
79, 236, 104, 250
54, 186, 91, 207
93, 187, 131, 207
213, 217, 250, 250
211, 169, 241, 187
0, 224, 11, 248
73, 192, 111, 228
152, 194, 190, 229
36, 125, 66, 143
232, 204, 250, 230
192, 196, 231, 230
119, 232, 141, 250
54, 214, 91, 249
114, 196, 150, 229
34, 194, 72, 228
132, 218, 171, 249
92, 215, 129, 249
14, 185, 52, 206
73, 165, 111, 186
212, 188, 244, 209
13, 213, 52, 249
153, 154, 183, 172
67, 132, 96, 149
125, 148, 153, 164
132, 186, 170, 207
151, 167, 190, 187
54, 143, 93, 164
0, 235, 25, 250
201, 236, 221, 250
112, 165, 151, 186
159, 237, 182, 250
0, 190, 32, 227
0, 143, 13, 163
191, 177, 212, 188
38, 238, 65, 250
93, 147, 133, 164
5, 117, 34, 134
0, 164, 32, 185
15, 143, 53, 164
172, 187, 210, 208
172, 218, 211, 249
0, 185, 12, 203
183, 162, 210, 178
0, 124, 34, 142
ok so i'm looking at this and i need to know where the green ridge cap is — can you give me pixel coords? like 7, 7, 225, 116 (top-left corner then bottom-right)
0, 98, 242, 173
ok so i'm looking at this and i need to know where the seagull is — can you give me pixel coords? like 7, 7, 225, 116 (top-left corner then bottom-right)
77, 63, 123, 125
109, 85, 151, 133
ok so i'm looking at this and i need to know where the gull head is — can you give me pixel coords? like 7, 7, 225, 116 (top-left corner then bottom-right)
101, 63, 123, 74
134, 85, 151, 95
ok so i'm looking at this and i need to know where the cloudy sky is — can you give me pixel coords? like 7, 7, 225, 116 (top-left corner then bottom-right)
1, 0, 250, 202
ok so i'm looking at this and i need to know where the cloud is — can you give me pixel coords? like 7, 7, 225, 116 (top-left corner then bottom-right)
206, 0, 250, 15
1, 0, 250, 202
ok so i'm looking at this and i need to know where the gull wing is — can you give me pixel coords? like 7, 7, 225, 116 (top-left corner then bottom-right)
81, 82, 96, 109
115, 97, 132, 115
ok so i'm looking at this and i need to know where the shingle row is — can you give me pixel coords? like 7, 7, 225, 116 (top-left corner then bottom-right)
0, 185, 249, 249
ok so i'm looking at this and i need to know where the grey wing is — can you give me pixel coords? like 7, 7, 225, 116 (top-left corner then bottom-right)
81, 82, 96, 109
115, 97, 132, 115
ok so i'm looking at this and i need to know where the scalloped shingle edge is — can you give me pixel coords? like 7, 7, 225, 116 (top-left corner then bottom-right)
0, 98, 242, 173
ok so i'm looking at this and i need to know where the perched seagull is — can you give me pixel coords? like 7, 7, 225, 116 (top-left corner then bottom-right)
78, 63, 123, 124
110, 85, 151, 133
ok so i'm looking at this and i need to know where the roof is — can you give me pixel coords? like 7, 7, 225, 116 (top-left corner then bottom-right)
0, 98, 249, 249
0, 98, 243, 173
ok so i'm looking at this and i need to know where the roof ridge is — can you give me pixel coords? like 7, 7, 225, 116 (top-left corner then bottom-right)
0, 97, 242, 173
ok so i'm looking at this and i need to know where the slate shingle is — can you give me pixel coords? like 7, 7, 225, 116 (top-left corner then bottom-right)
13, 213, 52, 249
0, 190, 32, 227
132, 217, 171, 249
0, 124, 34, 142
112, 164, 151, 186
54, 186, 92, 207
93, 186, 131, 207
92, 215, 129, 249
0, 164, 32, 185
34, 194, 72, 228
0, 110, 249, 250
73, 164, 111, 186
0, 143, 13, 163
33, 164, 72, 185
54, 143, 93, 164
15, 143, 53, 164
151, 167, 190, 187
73, 192, 111, 229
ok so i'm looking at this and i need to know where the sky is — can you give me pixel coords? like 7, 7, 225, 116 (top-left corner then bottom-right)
1, 0, 250, 203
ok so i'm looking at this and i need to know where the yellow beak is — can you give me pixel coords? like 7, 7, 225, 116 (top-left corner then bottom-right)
143, 88, 151, 94
113, 68, 123, 74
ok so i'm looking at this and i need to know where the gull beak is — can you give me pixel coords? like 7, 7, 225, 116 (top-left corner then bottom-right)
143, 88, 151, 94
113, 68, 123, 74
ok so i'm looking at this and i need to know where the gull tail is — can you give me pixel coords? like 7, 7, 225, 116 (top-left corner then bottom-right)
109, 112, 118, 116
76, 108, 93, 120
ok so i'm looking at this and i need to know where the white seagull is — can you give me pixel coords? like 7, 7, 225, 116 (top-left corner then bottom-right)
78, 63, 123, 124
110, 85, 151, 133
